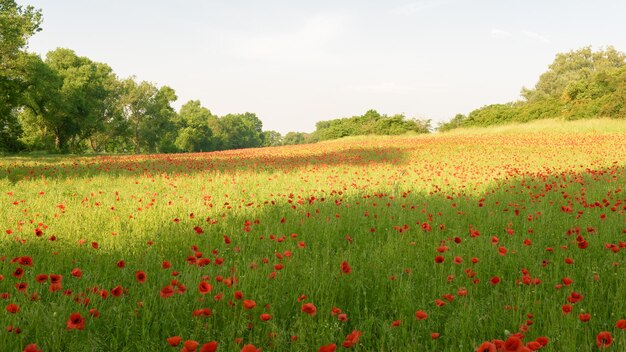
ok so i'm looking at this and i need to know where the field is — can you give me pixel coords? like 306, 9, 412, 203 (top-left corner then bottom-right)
2, 119, 626, 351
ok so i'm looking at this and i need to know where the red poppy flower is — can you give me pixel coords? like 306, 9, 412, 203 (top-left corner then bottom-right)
502, 336, 523, 352
341, 261, 351, 274
535, 337, 549, 347
490, 276, 501, 285
342, 330, 362, 348
167, 336, 182, 346
18, 256, 33, 266
562, 304, 572, 314
135, 271, 147, 283
616, 319, 626, 329
50, 274, 62, 284
184, 340, 199, 351
36, 274, 48, 283
431, 332, 440, 339
475, 342, 497, 352
6, 303, 19, 314
578, 313, 591, 322
525, 341, 541, 351
415, 310, 428, 320
260, 313, 271, 321
301, 303, 317, 316
434, 256, 444, 263
567, 291, 583, 303
160, 285, 175, 298
200, 341, 218, 352
318, 343, 337, 352
240, 344, 260, 352
66, 312, 85, 330
596, 331, 613, 348
198, 281, 212, 294
89, 308, 100, 318
243, 300, 256, 310
391, 320, 401, 327
13, 267, 24, 279
71, 268, 82, 278
23, 344, 42, 352
111, 285, 123, 297
192, 308, 212, 317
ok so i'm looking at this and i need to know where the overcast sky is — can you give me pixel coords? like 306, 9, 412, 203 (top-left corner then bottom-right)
22, 0, 626, 134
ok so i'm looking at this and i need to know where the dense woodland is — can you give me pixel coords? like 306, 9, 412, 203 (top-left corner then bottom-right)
0, 2, 429, 154
438, 46, 626, 131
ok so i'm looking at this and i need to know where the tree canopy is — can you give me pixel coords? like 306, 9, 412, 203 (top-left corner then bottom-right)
439, 46, 626, 131
0, 0, 42, 152
313, 109, 431, 141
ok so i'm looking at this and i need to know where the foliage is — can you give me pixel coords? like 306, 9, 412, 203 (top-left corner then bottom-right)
174, 100, 216, 152
313, 109, 431, 141
439, 46, 626, 131
261, 130, 283, 147
0, 0, 42, 152
282, 131, 313, 145
213, 112, 264, 150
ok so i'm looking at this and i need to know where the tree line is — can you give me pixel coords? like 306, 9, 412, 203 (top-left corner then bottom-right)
1, 1, 431, 154
438, 46, 626, 131
1, 2, 277, 154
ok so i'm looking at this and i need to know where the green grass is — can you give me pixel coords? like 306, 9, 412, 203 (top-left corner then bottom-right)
1, 119, 626, 351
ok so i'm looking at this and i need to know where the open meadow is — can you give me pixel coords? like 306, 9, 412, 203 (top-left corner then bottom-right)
2, 119, 626, 351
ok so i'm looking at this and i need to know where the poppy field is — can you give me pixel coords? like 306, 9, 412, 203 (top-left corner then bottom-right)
2, 119, 626, 352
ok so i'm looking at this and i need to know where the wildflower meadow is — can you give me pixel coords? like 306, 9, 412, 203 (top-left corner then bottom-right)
2, 119, 626, 351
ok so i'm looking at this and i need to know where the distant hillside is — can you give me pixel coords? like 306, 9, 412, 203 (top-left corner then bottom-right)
438, 46, 626, 131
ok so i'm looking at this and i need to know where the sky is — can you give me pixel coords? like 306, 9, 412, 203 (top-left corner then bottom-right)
20, 0, 626, 134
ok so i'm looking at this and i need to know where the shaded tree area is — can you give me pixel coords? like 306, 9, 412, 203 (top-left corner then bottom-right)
439, 46, 626, 131
0, 0, 41, 152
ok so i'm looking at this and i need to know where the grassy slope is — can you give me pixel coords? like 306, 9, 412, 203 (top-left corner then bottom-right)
1, 119, 626, 351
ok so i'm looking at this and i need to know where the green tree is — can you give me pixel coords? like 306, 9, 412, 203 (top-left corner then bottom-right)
119, 78, 177, 153
19, 48, 119, 152
261, 130, 283, 147
313, 110, 430, 141
174, 100, 215, 152
215, 113, 264, 150
522, 46, 625, 103
0, 0, 42, 152
440, 46, 626, 132
283, 132, 309, 145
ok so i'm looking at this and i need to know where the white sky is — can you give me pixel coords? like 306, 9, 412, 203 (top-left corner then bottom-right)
21, 0, 626, 134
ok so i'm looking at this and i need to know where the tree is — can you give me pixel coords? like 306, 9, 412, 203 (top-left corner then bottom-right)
283, 132, 309, 145
312, 110, 431, 141
119, 78, 177, 153
441, 46, 626, 132
174, 100, 215, 152
522, 46, 625, 103
215, 113, 264, 150
19, 48, 119, 152
261, 130, 282, 147
0, 0, 42, 151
